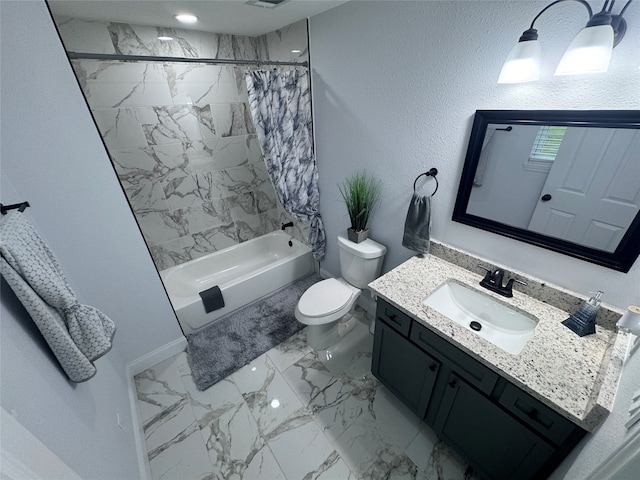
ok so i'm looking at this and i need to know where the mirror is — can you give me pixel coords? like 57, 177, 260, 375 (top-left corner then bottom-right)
453, 110, 640, 272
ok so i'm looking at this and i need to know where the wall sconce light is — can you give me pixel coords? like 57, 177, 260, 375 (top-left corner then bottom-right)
498, 0, 634, 83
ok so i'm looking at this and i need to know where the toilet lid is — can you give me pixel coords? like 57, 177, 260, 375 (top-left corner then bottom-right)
298, 278, 353, 317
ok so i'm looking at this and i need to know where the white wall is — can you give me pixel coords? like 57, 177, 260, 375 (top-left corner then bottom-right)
0, 1, 183, 478
309, 1, 640, 478
310, 0, 640, 310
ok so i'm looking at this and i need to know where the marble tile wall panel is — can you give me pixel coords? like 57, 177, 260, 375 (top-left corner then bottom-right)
73, 61, 173, 109
165, 64, 239, 105
56, 17, 271, 61
265, 19, 310, 63
53, 18, 116, 54
62, 19, 311, 270
55, 17, 308, 63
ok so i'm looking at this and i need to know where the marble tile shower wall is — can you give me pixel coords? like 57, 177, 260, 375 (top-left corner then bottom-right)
57, 18, 310, 270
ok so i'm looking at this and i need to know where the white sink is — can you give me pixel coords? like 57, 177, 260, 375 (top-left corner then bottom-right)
423, 280, 538, 355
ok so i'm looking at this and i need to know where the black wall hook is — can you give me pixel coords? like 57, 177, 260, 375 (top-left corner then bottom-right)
0, 201, 30, 214
413, 168, 439, 196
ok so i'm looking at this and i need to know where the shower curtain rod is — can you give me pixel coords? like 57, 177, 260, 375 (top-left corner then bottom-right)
66, 51, 309, 68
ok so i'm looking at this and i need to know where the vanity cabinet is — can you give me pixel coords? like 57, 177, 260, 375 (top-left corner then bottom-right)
435, 372, 554, 479
371, 299, 586, 480
371, 318, 440, 418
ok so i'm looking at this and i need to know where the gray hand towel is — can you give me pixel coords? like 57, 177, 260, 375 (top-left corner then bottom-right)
0, 212, 115, 382
402, 193, 431, 254
199, 285, 225, 313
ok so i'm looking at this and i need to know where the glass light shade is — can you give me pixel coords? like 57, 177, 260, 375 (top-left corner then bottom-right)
555, 24, 614, 75
498, 40, 542, 83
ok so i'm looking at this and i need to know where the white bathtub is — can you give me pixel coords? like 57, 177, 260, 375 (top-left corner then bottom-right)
160, 231, 315, 334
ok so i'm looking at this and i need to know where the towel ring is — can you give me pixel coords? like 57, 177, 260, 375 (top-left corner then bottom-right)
413, 168, 438, 196
0, 201, 30, 215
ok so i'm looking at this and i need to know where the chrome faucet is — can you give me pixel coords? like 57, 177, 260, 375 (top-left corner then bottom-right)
478, 265, 527, 298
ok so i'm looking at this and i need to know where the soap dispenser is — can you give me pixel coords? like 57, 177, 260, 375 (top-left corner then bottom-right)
562, 291, 603, 337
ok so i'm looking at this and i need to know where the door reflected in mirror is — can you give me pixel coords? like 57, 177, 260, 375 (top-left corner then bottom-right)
453, 110, 640, 272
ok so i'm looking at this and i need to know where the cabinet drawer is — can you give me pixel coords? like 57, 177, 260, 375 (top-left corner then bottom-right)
410, 321, 498, 395
376, 300, 411, 336
499, 383, 577, 446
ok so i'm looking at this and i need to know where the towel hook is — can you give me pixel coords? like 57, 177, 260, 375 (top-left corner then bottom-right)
413, 168, 438, 196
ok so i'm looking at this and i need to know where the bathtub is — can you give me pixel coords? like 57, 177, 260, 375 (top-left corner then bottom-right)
160, 231, 315, 334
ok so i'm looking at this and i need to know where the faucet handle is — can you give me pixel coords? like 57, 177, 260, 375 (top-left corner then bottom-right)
477, 265, 493, 281
505, 277, 528, 295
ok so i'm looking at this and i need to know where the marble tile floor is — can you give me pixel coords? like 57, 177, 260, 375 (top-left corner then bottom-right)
134, 311, 478, 480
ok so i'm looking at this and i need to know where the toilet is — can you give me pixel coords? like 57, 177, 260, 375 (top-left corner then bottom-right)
295, 232, 387, 350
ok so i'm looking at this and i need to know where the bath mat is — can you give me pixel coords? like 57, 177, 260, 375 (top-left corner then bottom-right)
186, 273, 322, 391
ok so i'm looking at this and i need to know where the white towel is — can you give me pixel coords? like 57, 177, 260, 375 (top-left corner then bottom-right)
402, 193, 431, 254
0, 212, 115, 382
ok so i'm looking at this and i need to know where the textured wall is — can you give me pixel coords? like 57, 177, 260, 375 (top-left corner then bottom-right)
310, 0, 640, 309
309, 1, 640, 478
0, 1, 183, 478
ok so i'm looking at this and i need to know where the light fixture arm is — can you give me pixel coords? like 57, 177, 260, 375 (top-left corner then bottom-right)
608, 0, 634, 46
516, 0, 594, 45
528, 0, 593, 30
527, 0, 633, 47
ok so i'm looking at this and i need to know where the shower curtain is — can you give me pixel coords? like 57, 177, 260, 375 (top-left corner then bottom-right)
245, 69, 326, 261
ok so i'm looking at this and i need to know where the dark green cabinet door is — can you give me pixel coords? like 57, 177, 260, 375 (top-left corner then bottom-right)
371, 319, 440, 418
434, 373, 555, 480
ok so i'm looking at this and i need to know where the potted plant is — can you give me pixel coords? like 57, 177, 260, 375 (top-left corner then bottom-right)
338, 170, 382, 243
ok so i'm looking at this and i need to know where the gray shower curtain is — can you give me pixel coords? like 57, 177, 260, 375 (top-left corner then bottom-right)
245, 69, 325, 261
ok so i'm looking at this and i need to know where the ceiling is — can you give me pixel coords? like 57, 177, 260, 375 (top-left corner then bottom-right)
47, 0, 349, 36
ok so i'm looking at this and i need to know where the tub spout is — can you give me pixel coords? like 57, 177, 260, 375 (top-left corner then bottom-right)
281, 221, 294, 230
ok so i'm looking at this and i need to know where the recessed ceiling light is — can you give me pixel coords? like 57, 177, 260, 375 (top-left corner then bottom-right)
158, 36, 174, 41
174, 14, 198, 24
291, 49, 302, 54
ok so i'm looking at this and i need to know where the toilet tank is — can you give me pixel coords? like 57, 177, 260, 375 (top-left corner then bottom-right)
337, 232, 387, 288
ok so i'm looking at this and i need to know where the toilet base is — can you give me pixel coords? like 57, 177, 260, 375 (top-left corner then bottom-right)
306, 312, 358, 350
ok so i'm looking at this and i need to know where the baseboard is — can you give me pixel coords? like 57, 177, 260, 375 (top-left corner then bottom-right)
319, 267, 333, 279
125, 336, 187, 480
357, 293, 377, 316
126, 371, 152, 480
127, 336, 188, 376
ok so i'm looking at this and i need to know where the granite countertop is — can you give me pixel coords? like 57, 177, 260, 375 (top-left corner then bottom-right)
369, 253, 630, 431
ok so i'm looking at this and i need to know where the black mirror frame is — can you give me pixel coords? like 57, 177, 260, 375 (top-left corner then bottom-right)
453, 110, 640, 273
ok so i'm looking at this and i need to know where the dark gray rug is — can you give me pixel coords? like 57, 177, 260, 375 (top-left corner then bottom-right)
186, 273, 322, 391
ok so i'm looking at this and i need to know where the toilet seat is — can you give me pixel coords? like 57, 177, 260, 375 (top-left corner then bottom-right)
298, 278, 352, 317
295, 278, 360, 326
